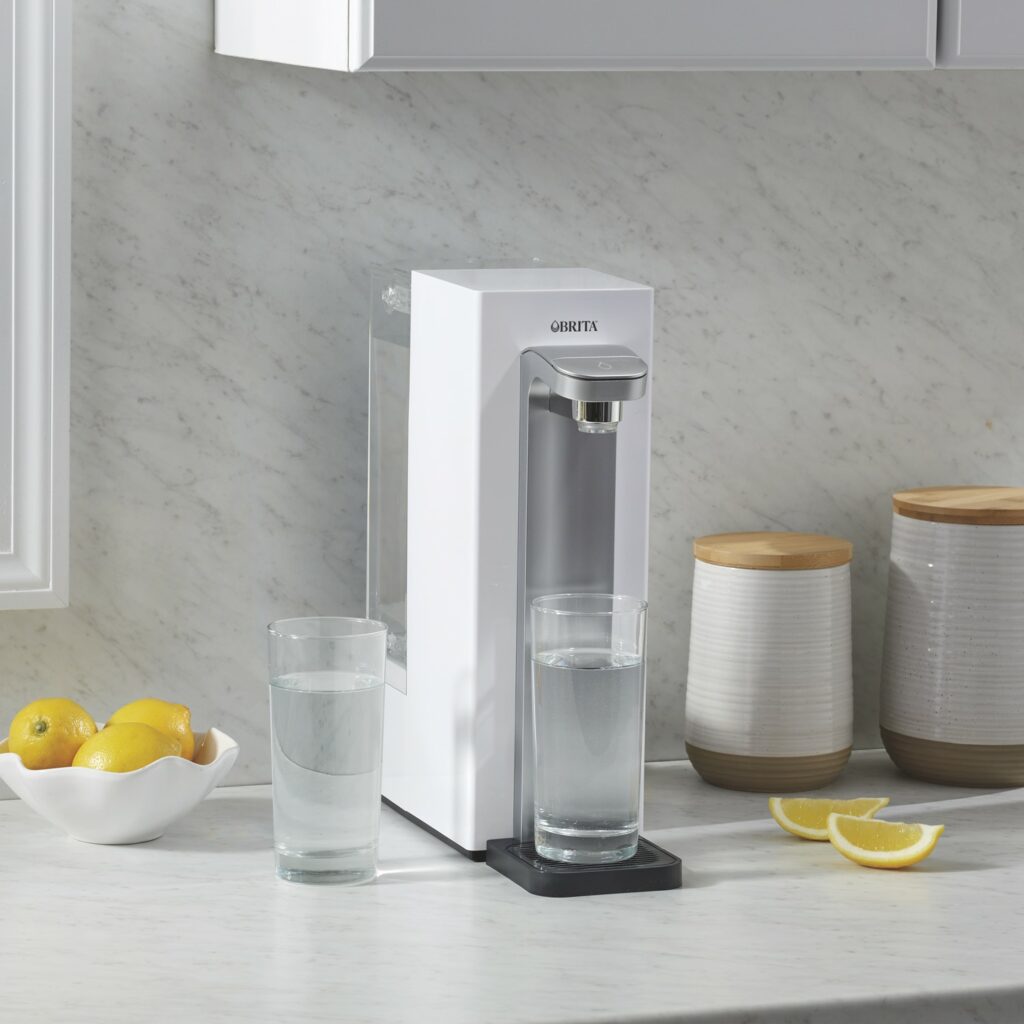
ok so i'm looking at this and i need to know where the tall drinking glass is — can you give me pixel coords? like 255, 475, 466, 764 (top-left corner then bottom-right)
267, 617, 387, 885
531, 593, 647, 864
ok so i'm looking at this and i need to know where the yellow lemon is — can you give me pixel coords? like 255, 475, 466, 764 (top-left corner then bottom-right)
72, 722, 181, 772
8, 698, 97, 769
106, 698, 195, 761
827, 813, 945, 869
769, 796, 891, 841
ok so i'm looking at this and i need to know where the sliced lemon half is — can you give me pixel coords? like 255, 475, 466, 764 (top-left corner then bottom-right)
827, 812, 945, 869
768, 796, 890, 841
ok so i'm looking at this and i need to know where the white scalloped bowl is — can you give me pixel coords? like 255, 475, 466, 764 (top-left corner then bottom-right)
0, 726, 239, 844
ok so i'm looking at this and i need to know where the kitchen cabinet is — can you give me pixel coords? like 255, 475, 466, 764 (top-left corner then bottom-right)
939, 0, 1024, 67
215, 0, 937, 72
0, 0, 70, 609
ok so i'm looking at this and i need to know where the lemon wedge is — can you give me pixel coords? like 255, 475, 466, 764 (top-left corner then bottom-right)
827, 812, 945, 869
769, 796, 890, 841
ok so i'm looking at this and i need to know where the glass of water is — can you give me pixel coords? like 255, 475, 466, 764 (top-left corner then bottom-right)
531, 594, 647, 864
267, 617, 387, 885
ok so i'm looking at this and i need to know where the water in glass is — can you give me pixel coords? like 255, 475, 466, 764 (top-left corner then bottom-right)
532, 648, 644, 863
270, 670, 384, 884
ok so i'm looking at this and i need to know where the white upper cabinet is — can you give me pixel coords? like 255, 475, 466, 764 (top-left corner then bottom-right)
939, 0, 1024, 67
0, 0, 70, 609
216, 0, 937, 72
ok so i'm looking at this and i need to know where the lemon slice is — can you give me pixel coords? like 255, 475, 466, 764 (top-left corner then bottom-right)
768, 796, 890, 841
827, 812, 945, 869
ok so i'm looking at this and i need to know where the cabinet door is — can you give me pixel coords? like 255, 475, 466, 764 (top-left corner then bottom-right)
939, 0, 1024, 67
217, 0, 937, 72
0, 0, 70, 609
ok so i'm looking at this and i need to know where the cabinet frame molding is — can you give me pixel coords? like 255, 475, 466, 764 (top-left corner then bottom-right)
938, 0, 1024, 68
0, 0, 70, 609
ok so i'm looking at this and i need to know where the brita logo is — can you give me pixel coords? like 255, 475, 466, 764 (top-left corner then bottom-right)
550, 319, 598, 333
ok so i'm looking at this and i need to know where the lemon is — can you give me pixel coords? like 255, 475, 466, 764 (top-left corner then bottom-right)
769, 796, 890, 841
107, 698, 194, 760
8, 698, 97, 769
827, 813, 945, 869
72, 722, 181, 772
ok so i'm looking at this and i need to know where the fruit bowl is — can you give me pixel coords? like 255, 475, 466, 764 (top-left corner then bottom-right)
0, 725, 239, 844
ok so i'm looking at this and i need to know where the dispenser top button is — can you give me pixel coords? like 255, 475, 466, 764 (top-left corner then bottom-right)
547, 351, 648, 381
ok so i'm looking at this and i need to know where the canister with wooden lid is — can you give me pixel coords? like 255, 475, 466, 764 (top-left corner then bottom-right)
881, 486, 1024, 786
685, 532, 854, 792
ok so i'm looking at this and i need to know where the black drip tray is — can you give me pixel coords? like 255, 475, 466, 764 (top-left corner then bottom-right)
486, 836, 682, 898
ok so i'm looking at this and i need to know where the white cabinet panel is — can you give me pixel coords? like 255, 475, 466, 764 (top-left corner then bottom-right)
217, 0, 937, 72
0, 0, 70, 609
939, 0, 1024, 67
215, 0, 350, 73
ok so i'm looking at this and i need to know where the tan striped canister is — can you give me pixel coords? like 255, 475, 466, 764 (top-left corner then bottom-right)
684, 532, 854, 792
881, 487, 1024, 787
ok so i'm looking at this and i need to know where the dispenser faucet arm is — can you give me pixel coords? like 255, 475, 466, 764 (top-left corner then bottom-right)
523, 346, 648, 435
522, 346, 648, 403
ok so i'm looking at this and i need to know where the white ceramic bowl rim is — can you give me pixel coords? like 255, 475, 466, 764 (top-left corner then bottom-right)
0, 725, 237, 779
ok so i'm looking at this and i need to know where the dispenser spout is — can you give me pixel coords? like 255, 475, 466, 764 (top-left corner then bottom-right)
572, 401, 621, 433
523, 346, 648, 434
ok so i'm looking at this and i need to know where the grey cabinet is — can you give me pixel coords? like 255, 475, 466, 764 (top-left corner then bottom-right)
216, 0, 937, 72
939, 0, 1024, 67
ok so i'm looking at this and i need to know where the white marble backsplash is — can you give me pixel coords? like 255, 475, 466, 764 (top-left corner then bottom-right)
1, 0, 1023, 788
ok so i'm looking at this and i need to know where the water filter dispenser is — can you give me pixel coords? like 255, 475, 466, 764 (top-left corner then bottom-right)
366, 265, 681, 896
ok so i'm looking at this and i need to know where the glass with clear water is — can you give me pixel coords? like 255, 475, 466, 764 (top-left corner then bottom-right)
531, 594, 647, 864
267, 618, 387, 885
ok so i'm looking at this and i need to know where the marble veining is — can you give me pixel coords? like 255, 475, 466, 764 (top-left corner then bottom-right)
3, 1, 1024, 789
3, 751, 1024, 1023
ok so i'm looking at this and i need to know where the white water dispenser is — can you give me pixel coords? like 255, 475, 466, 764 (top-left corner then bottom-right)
367, 265, 679, 895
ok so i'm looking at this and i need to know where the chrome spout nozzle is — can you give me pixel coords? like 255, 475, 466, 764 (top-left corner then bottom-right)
572, 400, 622, 433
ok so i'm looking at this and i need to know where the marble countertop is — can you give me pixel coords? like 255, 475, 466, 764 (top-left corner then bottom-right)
4, 751, 1023, 1023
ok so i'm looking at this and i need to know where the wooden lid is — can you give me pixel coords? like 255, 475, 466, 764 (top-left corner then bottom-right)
693, 532, 852, 571
892, 486, 1024, 526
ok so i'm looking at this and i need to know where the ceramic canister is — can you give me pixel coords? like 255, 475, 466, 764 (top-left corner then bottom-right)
685, 532, 854, 792
881, 486, 1024, 787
